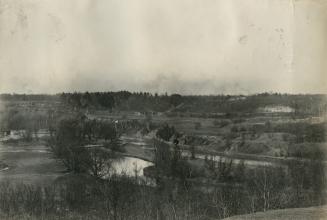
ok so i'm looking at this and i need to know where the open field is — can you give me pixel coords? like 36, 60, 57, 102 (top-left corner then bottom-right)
0, 139, 65, 185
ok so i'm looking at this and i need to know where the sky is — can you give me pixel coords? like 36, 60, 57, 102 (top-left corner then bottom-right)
0, 0, 326, 95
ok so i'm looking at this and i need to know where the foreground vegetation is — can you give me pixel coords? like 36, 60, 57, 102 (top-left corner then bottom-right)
0, 158, 325, 220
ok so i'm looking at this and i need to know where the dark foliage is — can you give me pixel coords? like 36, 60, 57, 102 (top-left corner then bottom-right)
156, 124, 178, 141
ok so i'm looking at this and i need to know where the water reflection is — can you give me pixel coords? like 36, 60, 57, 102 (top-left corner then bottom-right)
109, 157, 156, 186
111, 157, 153, 177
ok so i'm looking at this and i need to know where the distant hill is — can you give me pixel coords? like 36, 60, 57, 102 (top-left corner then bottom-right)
1, 92, 326, 117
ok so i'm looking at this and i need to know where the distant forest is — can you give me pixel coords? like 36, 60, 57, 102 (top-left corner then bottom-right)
0, 92, 326, 115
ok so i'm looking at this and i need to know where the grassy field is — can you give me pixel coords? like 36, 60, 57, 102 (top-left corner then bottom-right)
0, 213, 104, 220
224, 206, 327, 220
1, 206, 326, 220
0, 141, 65, 185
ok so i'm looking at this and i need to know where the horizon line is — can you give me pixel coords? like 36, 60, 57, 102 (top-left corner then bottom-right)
0, 91, 326, 97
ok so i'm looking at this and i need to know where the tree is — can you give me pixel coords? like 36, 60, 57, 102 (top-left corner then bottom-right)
100, 174, 137, 220
206, 157, 234, 182
22, 127, 33, 142
310, 158, 326, 205
156, 124, 176, 141
48, 117, 87, 173
287, 160, 309, 202
211, 185, 240, 219
85, 147, 113, 178
83, 119, 97, 141
48, 117, 120, 176
169, 94, 183, 107
98, 93, 115, 109
247, 166, 287, 212
190, 145, 196, 160
234, 160, 246, 182
154, 140, 172, 177
99, 122, 117, 141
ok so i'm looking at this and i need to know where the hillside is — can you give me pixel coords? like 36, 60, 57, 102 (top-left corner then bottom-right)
224, 206, 327, 220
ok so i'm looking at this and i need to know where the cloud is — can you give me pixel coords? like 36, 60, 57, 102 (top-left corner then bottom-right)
0, 0, 326, 94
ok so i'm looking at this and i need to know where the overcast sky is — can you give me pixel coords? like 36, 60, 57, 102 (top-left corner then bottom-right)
0, 0, 326, 94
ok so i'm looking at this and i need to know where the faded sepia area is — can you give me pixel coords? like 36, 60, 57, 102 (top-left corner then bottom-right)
0, 0, 326, 94
0, 0, 326, 220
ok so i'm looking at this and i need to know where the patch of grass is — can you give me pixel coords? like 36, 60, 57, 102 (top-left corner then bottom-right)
0, 213, 103, 220
224, 205, 327, 220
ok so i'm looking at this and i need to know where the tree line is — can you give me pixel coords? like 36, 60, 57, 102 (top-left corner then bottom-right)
57, 92, 327, 115
1, 92, 325, 116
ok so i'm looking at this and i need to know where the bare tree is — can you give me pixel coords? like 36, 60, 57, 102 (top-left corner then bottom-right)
85, 147, 113, 178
